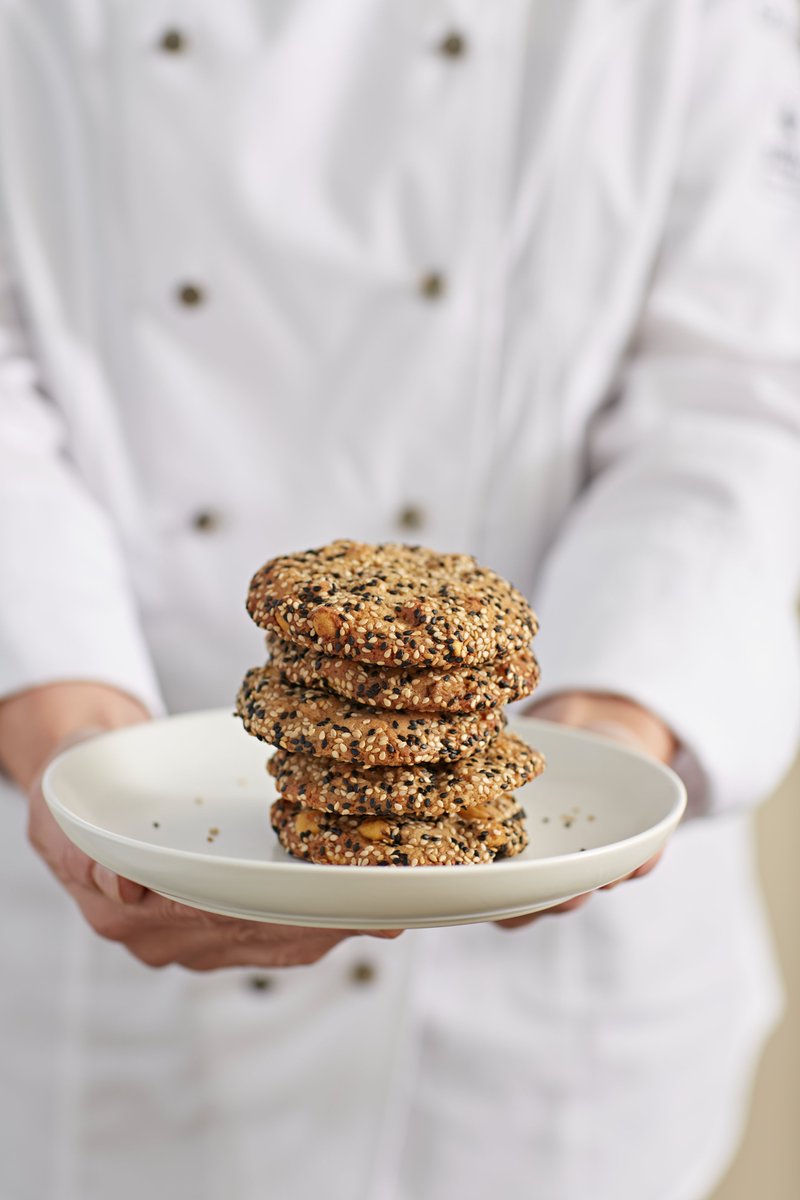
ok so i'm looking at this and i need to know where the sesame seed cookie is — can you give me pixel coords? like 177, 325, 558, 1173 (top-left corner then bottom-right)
236, 665, 504, 766
247, 540, 537, 668
270, 793, 529, 866
266, 633, 540, 713
267, 731, 545, 819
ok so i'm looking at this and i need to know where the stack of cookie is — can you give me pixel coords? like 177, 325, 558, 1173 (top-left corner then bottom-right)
236, 541, 545, 866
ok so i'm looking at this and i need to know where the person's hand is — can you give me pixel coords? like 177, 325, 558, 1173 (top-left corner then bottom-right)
1, 683, 397, 970
496, 690, 678, 930
26, 776, 380, 968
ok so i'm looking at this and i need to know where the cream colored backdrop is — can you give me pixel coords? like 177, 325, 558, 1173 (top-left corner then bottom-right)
710, 755, 800, 1199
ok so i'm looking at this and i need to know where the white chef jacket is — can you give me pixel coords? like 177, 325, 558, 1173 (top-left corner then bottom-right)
0, 2, 799, 1198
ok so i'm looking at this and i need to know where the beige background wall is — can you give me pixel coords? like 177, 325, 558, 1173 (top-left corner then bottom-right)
710, 755, 800, 1199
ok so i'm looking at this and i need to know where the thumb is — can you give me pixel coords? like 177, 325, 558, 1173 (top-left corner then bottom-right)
91, 863, 146, 904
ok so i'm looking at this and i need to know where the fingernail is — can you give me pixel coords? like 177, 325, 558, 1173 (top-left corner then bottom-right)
117, 877, 146, 904
92, 864, 121, 901
92, 867, 145, 904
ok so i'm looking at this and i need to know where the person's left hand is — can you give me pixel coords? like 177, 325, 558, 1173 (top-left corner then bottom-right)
496, 690, 678, 930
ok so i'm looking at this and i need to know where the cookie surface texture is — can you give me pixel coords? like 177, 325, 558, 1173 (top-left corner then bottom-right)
268, 731, 545, 819
266, 633, 540, 712
270, 793, 529, 866
247, 540, 537, 668
236, 666, 504, 766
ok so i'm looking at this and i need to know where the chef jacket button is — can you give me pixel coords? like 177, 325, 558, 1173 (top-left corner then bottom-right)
159, 29, 187, 54
191, 509, 223, 533
177, 282, 206, 307
397, 504, 426, 533
349, 961, 377, 986
246, 974, 275, 993
438, 32, 467, 59
418, 271, 445, 301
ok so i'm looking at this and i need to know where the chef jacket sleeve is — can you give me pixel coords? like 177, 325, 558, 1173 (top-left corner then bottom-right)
0, 212, 163, 715
532, 0, 800, 816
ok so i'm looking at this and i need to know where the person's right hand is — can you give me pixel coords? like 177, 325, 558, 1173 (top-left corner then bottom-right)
27, 775, 360, 967
1, 683, 390, 970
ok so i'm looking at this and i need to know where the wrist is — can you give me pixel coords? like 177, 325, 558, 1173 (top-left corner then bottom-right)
525, 691, 677, 763
0, 682, 149, 792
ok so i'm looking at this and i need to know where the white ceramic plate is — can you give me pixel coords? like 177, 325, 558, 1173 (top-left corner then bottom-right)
43, 710, 686, 929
